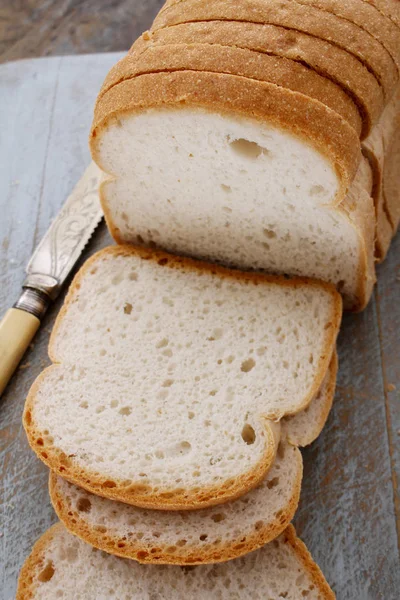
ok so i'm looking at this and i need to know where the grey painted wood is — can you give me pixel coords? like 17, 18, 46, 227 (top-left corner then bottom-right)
0, 54, 399, 600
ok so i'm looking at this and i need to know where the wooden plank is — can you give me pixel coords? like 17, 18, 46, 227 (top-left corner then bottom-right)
0, 54, 116, 600
375, 232, 400, 546
0, 0, 165, 64
295, 301, 400, 599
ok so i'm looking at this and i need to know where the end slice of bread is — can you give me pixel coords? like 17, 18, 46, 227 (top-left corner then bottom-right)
24, 246, 341, 510
16, 523, 335, 599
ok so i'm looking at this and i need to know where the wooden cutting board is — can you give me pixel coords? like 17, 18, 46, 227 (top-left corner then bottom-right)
0, 54, 399, 600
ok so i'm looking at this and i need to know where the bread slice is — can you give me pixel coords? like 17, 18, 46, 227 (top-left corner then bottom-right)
50, 441, 302, 565
283, 350, 337, 447
98, 43, 362, 135
364, 0, 400, 29
293, 0, 400, 72
153, 0, 398, 99
91, 81, 372, 309
383, 123, 400, 235
48, 356, 336, 565
125, 21, 384, 138
16, 523, 335, 599
24, 246, 341, 510
362, 121, 394, 260
362, 85, 400, 257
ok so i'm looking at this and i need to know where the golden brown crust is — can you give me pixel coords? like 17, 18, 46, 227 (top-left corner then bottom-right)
98, 43, 361, 134
337, 157, 377, 311
16, 523, 64, 600
364, 0, 400, 29
125, 21, 384, 138
293, 0, 400, 71
284, 350, 338, 447
91, 71, 361, 206
24, 245, 341, 509
153, 0, 398, 99
49, 445, 302, 565
284, 525, 336, 599
17, 523, 334, 598
362, 133, 394, 260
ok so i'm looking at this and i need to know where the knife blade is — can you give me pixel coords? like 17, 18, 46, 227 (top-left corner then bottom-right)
0, 161, 103, 396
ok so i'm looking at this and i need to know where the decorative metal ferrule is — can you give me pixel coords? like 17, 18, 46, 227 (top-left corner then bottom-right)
13, 287, 51, 320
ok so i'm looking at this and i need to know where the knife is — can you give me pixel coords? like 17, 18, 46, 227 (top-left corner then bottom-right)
0, 161, 103, 396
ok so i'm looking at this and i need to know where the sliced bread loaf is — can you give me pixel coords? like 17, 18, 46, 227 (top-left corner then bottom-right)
91, 85, 371, 308
50, 441, 302, 565
24, 246, 341, 510
153, 0, 398, 99
49, 357, 336, 565
293, 0, 400, 72
127, 21, 384, 138
17, 523, 335, 599
98, 43, 362, 134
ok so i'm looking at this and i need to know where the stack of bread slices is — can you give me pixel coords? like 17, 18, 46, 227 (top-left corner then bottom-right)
19, 1, 399, 598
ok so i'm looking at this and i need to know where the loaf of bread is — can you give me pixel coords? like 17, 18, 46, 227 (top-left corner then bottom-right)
16, 523, 335, 599
24, 246, 340, 510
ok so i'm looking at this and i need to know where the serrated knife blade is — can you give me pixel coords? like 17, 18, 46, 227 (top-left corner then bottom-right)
0, 161, 103, 396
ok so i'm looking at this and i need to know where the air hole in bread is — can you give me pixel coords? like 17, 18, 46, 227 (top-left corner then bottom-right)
254, 520, 264, 531
188, 411, 195, 420
199, 534, 208, 541
179, 441, 192, 454
36, 438, 44, 446
119, 406, 132, 416
229, 138, 270, 159
309, 184, 326, 197
123, 303, 132, 315
156, 337, 169, 349
101, 480, 117, 488
177, 539, 187, 547
263, 228, 277, 239
241, 358, 256, 373
77, 497, 92, 513
158, 258, 169, 266
220, 184, 232, 193
241, 424, 256, 445
38, 560, 55, 582
162, 379, 174, 388
267, 477, 280, 489
211, 513, 226, 523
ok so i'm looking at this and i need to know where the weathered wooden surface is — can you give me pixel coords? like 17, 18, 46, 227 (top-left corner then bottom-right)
0, 0, 165, 64
0, 54, 399, 600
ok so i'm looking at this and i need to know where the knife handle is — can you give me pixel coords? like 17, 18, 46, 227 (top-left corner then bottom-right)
0, 309, 40, 396
0, 288, 50, 397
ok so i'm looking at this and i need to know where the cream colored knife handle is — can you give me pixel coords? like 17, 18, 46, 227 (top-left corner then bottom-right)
0, 308, 40, 396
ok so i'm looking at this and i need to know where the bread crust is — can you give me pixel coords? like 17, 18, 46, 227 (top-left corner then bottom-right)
49, 444, 302, 565
363, 0, 400, 29
362, 131, 394, 260
91, 71, 361, 207
123, 21, 383, 138
97, 43, 362, 135
284, 350, 338, 447
293, 0, 400, 72
16, 523, 335, 599
153, 0, 398, 99
24, 245, 341, 509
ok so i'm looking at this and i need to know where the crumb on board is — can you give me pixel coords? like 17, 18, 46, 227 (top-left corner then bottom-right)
387, 383, 396, 392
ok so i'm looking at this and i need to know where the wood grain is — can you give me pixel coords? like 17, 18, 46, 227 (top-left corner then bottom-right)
0, 0, 164, 64
0, 53, 399, 600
